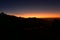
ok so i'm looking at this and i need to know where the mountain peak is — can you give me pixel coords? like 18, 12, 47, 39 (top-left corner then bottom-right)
0, 12, 7, 16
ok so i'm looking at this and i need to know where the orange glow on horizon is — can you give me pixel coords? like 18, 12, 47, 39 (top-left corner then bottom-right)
9, 12, 60, 18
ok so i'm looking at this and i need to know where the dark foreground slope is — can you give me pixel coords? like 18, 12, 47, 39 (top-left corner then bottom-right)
0, 12, 59, 40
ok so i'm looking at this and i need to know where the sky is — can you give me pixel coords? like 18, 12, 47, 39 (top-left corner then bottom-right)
0, 0, 60, 18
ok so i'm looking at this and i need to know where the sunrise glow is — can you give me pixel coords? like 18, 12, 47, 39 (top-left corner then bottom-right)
9, 12, 60, 18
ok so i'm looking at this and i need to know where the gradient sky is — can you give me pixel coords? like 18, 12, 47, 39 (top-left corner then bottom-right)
0, 0, 60, 18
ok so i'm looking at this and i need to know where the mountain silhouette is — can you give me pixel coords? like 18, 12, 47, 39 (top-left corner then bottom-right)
0, 12, 59, 40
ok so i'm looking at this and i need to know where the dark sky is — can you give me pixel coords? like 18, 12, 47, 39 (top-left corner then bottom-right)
0, 0, 60, 18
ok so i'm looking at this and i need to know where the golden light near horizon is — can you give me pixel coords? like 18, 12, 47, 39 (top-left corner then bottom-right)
9, 12, 60, 18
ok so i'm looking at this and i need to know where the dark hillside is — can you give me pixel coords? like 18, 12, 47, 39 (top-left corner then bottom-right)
0, 12, 58, 40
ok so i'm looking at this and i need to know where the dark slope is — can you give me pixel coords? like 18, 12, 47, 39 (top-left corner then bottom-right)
0, 12, 59, 40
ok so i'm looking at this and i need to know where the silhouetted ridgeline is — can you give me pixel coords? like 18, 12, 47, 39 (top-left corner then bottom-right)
0, 12, 59, 39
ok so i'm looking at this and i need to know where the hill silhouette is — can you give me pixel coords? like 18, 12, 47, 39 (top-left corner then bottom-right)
0, 12, 59, 40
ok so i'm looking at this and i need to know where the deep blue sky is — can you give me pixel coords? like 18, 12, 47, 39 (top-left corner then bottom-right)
0, 0, 60, 14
